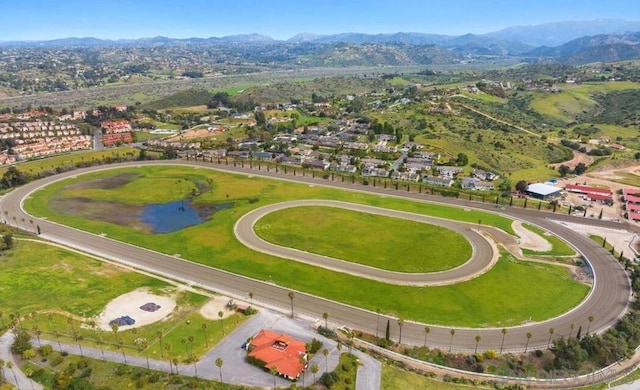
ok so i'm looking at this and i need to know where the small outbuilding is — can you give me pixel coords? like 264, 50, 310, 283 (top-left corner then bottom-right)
526, 183, 562, 200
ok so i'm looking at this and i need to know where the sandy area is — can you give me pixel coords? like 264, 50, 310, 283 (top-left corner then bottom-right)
549, 150, 593, 170
94, 288, 177, 331
200, 295, 238, 320
512, 220, 552, 252
166, 128, 218, 142
551, 220, 637, 258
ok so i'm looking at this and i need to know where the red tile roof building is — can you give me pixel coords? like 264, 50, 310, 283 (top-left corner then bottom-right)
565, 184, 612, 198
101, 120, 132, 134
247, 329, 307, 380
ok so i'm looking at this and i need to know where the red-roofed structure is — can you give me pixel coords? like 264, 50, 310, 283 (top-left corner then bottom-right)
626, 194, 640, 205
247, 329, 307, 380
565, 184, 612, 197
629, 212, 640, 222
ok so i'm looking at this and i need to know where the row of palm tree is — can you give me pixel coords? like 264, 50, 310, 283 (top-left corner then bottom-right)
368, 308, 596, 353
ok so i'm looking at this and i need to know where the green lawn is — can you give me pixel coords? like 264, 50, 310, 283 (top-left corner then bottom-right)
521, 223, 577, 257
23, 165, 589, 327
255, 206, 472, 273
0, 147, 140, 177
0, 239, 247, 363
382, 361, 493, 389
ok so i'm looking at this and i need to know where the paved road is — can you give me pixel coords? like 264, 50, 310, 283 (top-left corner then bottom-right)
235, 199, 497, 286
0, 332, 43, 390
0, 160, 631, 355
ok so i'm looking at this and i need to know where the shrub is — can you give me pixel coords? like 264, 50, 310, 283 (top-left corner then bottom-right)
11, 329, 32, 354
484, 349, 498, 359
308, 338, 323, 354
320, 372, 339, 388
39, 344, 53, 357
50, 355, 64, 367
148, 373, 160, 383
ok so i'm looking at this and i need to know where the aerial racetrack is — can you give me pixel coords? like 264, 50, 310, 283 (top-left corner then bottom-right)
5, 161, 630, 351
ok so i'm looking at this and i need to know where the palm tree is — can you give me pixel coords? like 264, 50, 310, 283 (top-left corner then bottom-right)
32, 325, 42, 348
299, 356, 306, 386
269, 365, 278, 388
397, 318, 404, 344
311, 362, 319, 384
118, 341, 126, 365
449, 329, 456, 352
0, 358, 4, 383
111, 324, 119, 342
424, 326, 430, 347
548, 327, 555, 348
172, 358, 179, 375
474, 335, 481, 354
202, 323, 209, 347
157, 330, 164, 358
570, 322, 576, 338
188, 335, 195, 361
94, 335, 105, 360
0, 311, 4, 328
6, 362, 18, 386
322, 348, 329, 374
215, 357, 224, 383
218, 311, 225, 335
375, 308, 381, 338
323, 312, 329, 328
140, 340, 150, 369
248, 291, 254, 306
525, 332, 533, 353
587, 316, 595, 335
165, 344, 173, 373
288, 291, 295, 317
500, 328, 507, 353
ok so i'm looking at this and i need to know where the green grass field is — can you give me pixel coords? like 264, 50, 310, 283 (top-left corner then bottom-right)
0, 147, 140, 177
23, 165, 589, 327
255, 206, 472, 272
0, 239, 245, 362
381, 362, 493, 389
530, 81, 640, 122
520, 223, 577, 257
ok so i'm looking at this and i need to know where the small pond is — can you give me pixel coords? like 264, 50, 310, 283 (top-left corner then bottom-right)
141, 199, 232, 233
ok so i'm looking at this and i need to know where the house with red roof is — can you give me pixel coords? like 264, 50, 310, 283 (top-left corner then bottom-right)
247, 329, 307, 380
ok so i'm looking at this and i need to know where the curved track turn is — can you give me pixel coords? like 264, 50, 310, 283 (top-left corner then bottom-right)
0, 160, 631, 353
235, 199, 497, 286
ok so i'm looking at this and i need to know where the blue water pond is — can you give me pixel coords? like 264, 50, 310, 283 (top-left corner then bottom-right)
141, 199, 232, 233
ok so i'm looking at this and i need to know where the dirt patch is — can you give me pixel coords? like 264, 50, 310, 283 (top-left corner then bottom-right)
512, 221, 552, 252
199, 296, 237, 320
94, 288, 177, 331
50, 197, 151, 232
166, 128, 214, 142
549, 150, 593, 170
65, 172, 142, 190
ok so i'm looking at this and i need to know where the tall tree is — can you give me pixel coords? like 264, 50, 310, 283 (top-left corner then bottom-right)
475, 335, 481, 354
201, 323, 209, 347
397, 318, 404, 344
215, 357, 224, 383
311, 362, 319, 384
424, 326, 430, 347
548, 327, 555, 348
323, 312, 329, 329
449, 329, 456, 352
288, 291, 295, 318
500, 328, 507, 353
323, 348, 329, 373
218, 311, 225, 336
525, 332, 533, 353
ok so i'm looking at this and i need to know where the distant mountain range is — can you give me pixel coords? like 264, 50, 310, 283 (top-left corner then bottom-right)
3, 19, 640, 65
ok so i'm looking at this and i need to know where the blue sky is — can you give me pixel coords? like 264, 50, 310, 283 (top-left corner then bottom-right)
3, 0, 639, 41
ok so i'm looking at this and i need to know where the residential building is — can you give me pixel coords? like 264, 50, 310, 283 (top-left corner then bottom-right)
247, 330, 307, 380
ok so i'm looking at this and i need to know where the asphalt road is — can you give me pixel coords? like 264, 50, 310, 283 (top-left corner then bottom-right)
235, 199, 497, 286
0, 160, 631, 354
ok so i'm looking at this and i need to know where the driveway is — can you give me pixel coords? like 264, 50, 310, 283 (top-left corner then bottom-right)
24, 308, 381, 389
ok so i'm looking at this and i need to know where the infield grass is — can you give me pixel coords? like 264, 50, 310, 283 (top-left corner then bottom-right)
255, 206, 472, 272
23, 165, 589, 327
520, 223, 577, 257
